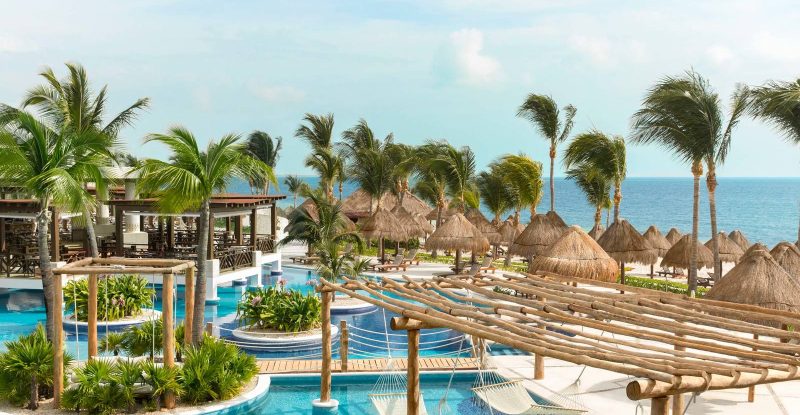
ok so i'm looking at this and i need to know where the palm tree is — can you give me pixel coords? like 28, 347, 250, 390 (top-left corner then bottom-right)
413, 143, 450, 230
386, 143, 416, 203
137, 127, 274, 344
295, 113, 336, 199
492, 154, 543, 219
631, 72, 717, 295
347, 135, 395, 213
564, 130, 627, 223
566, 164, 611, 234
0, 112, 105, 340
517, 94, 577, 212
3, 63, 148, 258
304, 148, 344, 202
281, 190, 362, 257
475, 170, 512, 223
284, 175, 307, 208
245, 131, 282, 194
429, 141, 477, 208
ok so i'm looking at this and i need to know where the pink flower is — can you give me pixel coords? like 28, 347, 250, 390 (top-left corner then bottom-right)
251, 296, 262, 306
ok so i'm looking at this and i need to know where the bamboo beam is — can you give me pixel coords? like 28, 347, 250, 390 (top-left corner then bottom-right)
88, 274, 98, 358
340, 320, 348, 372
673, 335, 685, 415
250, 209, 257, 250
184, 266, 195, 346
391, 317, 439, 330
407, 328, 421, 415
320, 289, 332, 402
53, 273, 64, 406
749, 333, 758, 403
651, 396, 669, 415
163, 272, 176, 409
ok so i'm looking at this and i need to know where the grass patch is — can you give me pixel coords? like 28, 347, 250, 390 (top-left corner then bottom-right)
623, 275, 708, 297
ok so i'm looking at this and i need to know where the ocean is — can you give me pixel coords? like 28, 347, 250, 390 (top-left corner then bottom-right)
229, 176, 800, 247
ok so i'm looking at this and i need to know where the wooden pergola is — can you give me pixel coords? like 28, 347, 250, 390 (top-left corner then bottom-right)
318, 272, 800, 415
52, 257, 196, 409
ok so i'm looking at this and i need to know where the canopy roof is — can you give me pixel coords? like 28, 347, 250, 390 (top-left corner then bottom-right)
587, 225, 604, 241
529, 225, 618, 282
704, 232, 744, 263
665, 228, 683, 245
341, 189, 431, 219
497, 220, 518, 244
426, 206, 459, 221
771, 242, 800, 279
510, 213, 564, 258
642, 225, 671, 256
728, 230, 751, 251
596, 220, 658, 265
546, 211, 569, 231
465, 209, 502, 245
660, 235, 714, 269
359, 206, 408, 241
391, 205, 426, 238
425, 213, 489, 253
296, 198, 357, 232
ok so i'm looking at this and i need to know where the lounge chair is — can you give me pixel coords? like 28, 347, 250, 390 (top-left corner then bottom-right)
371, 254, 408, 272
401, 248, 420, 265
290, 255, 320, 264
480, 255, 497, 273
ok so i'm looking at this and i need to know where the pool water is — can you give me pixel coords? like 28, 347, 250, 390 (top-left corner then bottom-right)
257, 372, 548, 415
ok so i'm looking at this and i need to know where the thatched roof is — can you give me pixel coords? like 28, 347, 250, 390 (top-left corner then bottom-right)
391, 205, 426, 238
546, 211, 569, 231
411, 212, 434, 235
706, 247, 800, 317
296, 198, 356, 232
425, 213, 489, 253
771, 241, 800, 279
497, 220, 518, 244
642, 225, 670, 256
358, 206, 408, 241
465, 209, 502, 245
596, 220, 658, 265
341, 189, 432, 219
510, 213, 564, 258
704, 232, 744, 263
728, 230, 751, 251
660, 235, 714, 269
529, 226, 619, 282
587, 225, 604, 240
665, 228, 683, 245
744, 242, 769, 257
426, 206, 459, 221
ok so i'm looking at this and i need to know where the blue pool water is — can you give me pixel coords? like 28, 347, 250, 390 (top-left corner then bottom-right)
256, 372, 548, 415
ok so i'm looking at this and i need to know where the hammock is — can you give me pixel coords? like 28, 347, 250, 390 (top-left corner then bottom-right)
370, 392, 429, 415
472, 380, 586, 415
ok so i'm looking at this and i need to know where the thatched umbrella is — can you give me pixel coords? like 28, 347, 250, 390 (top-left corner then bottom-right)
529, 226, 619, 282
642, 225, 671, 276
391, 205, 425, 239
426, 206, 458, 222
728, 229, 751, 251
706, 247, 800, 322
497, 220, 519, 267
341, 189, 432, 220
465, 209, 502, 245
665, 228, 683, 245
510, 213, 564, 260
296, 198, 357, 232
425, 213, 489, 273
546, 211, 569, 231
744, 242, 769, 257
587, 225, 604, 240
411, 212, 434, 235
704, 232, 744, 263
359, 206, 408, 262
771, 242, 800, 279
596, 220, 657, 284
660, 234, 714, 271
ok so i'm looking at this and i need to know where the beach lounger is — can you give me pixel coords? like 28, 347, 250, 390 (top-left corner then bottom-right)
290, 255, 320, 264
479, 255, 497, 273
401, 248, 420, 265
371, 254, 408, 272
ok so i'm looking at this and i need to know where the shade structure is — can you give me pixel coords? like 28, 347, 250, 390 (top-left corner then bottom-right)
497, 220, 518, 244
642, 225, 670, 257
587, 225, 604, 240
391, 205, 426, 239
770, 241, 800, 279
295, 198, 357, 232
706, 246, 800, 319
728, 229, 751, 251
359, 206, 408, 242
704, 232, 744, 263
465, 208, 502, 245
411, 212, 434, 235
545, 211, 568, 231
529, 225, 619, 282
341, 189, 432, 219
660, 235, 714, 269
510, 213, 564, 258
425, 213, 489, 254
665, 228, 683, 245
744, 242, 769, 257
596, 220, 657, 265
426, 206, 458, 221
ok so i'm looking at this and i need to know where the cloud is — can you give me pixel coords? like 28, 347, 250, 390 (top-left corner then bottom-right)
750, 32, 800, 63
569, 35, 613, 67
707, 45, 735, 66
0, 36, 37, 53
435, 29, 503, 86
252, 85, 305, 103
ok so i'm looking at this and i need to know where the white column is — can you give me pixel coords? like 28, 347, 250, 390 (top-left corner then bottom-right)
124, 179, 139, 232
97, 186, 110, 225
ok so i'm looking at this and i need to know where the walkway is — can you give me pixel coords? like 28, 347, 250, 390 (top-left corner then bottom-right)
258, 357, 479, 374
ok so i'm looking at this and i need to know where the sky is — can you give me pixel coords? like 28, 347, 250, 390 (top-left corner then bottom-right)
0, 0, 799, 177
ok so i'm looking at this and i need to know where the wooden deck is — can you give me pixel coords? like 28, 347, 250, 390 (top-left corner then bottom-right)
258, 357, 479, 374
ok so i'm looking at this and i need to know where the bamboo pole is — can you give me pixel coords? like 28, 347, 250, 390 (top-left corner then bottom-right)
184, 266, 195, 346
407, 328, 421, 415
88, 274, 98, 358
163, 272, 176, 409
534, 352, 544, 380
673, 334, 685, 415
53, 273, 64, 406
320, 290, 332, 402
340, 320, 349, 372
651, 396, 669, 415
749, 333, 758, 403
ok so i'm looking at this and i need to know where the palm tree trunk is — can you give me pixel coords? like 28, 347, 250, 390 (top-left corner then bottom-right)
28, 374, 38, 410
505, 209, 520, 267
432, 203, 443, 259
707, 167, 721, 281
613, 182, 622, 223
84, 210, 99, 257
293, 194, 297, 208
593, 206, 602, 232
605, 208, 610, 228
36, 206, 55, 341
192, 199, 210, 345
338, 181, 343, 201
549, 145, 556, 212
265, 181, 271, 195
689, 162, 703, 296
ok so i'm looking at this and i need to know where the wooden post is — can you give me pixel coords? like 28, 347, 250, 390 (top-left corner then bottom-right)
407, 328, 421, 415
167, 217, 175, 251
51, 208, 60, 261
454, 249, 461, 274
534, 351, 545, 380
340, 320, 349, 372
184, 266, 195, 346
651, 396, 669, 415
320, 290, 332, 402
207, 212, 215, 260
115, 207, 124, 257
619, 261, 625, 294
673, 335, 685, 413
205, 322, 213, 336
162, 272, 176, 409
749, 333, 758, 402
225, 217, 231, 233
235, 216, 243, 245
270, 204, 278, 242
250, 209, 258, 250
52, 273, 64, 406
88, 274, 98, 358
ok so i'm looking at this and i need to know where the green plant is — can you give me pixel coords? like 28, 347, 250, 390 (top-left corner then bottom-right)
67, 359, 131, 415
180, 336, 257, 404
142, 361, 182, 410
122, 319, 163, 358
237, 287, 321, 332
99, 332, 126, 356
63, 274, 154, 321
622, 275, 708, 297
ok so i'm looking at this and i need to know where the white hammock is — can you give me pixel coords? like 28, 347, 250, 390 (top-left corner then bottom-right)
370, 392, 430, 415
472, 380, 586, 415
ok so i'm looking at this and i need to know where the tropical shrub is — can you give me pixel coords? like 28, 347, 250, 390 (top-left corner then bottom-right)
0, 325, 73, 410
103, 320, 185, 359
64, 274, 154, 321
142, 361, 182, 410
99, 332, 126, 356
236, 287, 321, 332
622, 275, 709, 297
180, 336, 257, 404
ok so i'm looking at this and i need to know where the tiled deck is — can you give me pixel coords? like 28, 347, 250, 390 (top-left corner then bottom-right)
258, 357, 479, 374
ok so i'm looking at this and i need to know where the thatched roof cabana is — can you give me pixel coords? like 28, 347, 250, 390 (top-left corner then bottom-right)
510, 213, 564, 258
341, 189, 432, 219
295, 198, 357, 232
359, 206, 408, 242
426, 206, 458, 221
771, 241, 800, 278
411, 212, 434, 235
425, 213, 489, 254
529, 226, 619, 282
665, 228, 683, 245
465, 209, 502, 245
704, 232, 744, 263
728, 229, 751, 251
391, 205, 426, 239
497, 220, 518, 245
546, 210, 569, 231
660, 235, 714, 269
744, 242, 769, 257
596, 220, 657, 265
642, 225, 670, 257
706, 247, 800, 317
587, 225, 604, 240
